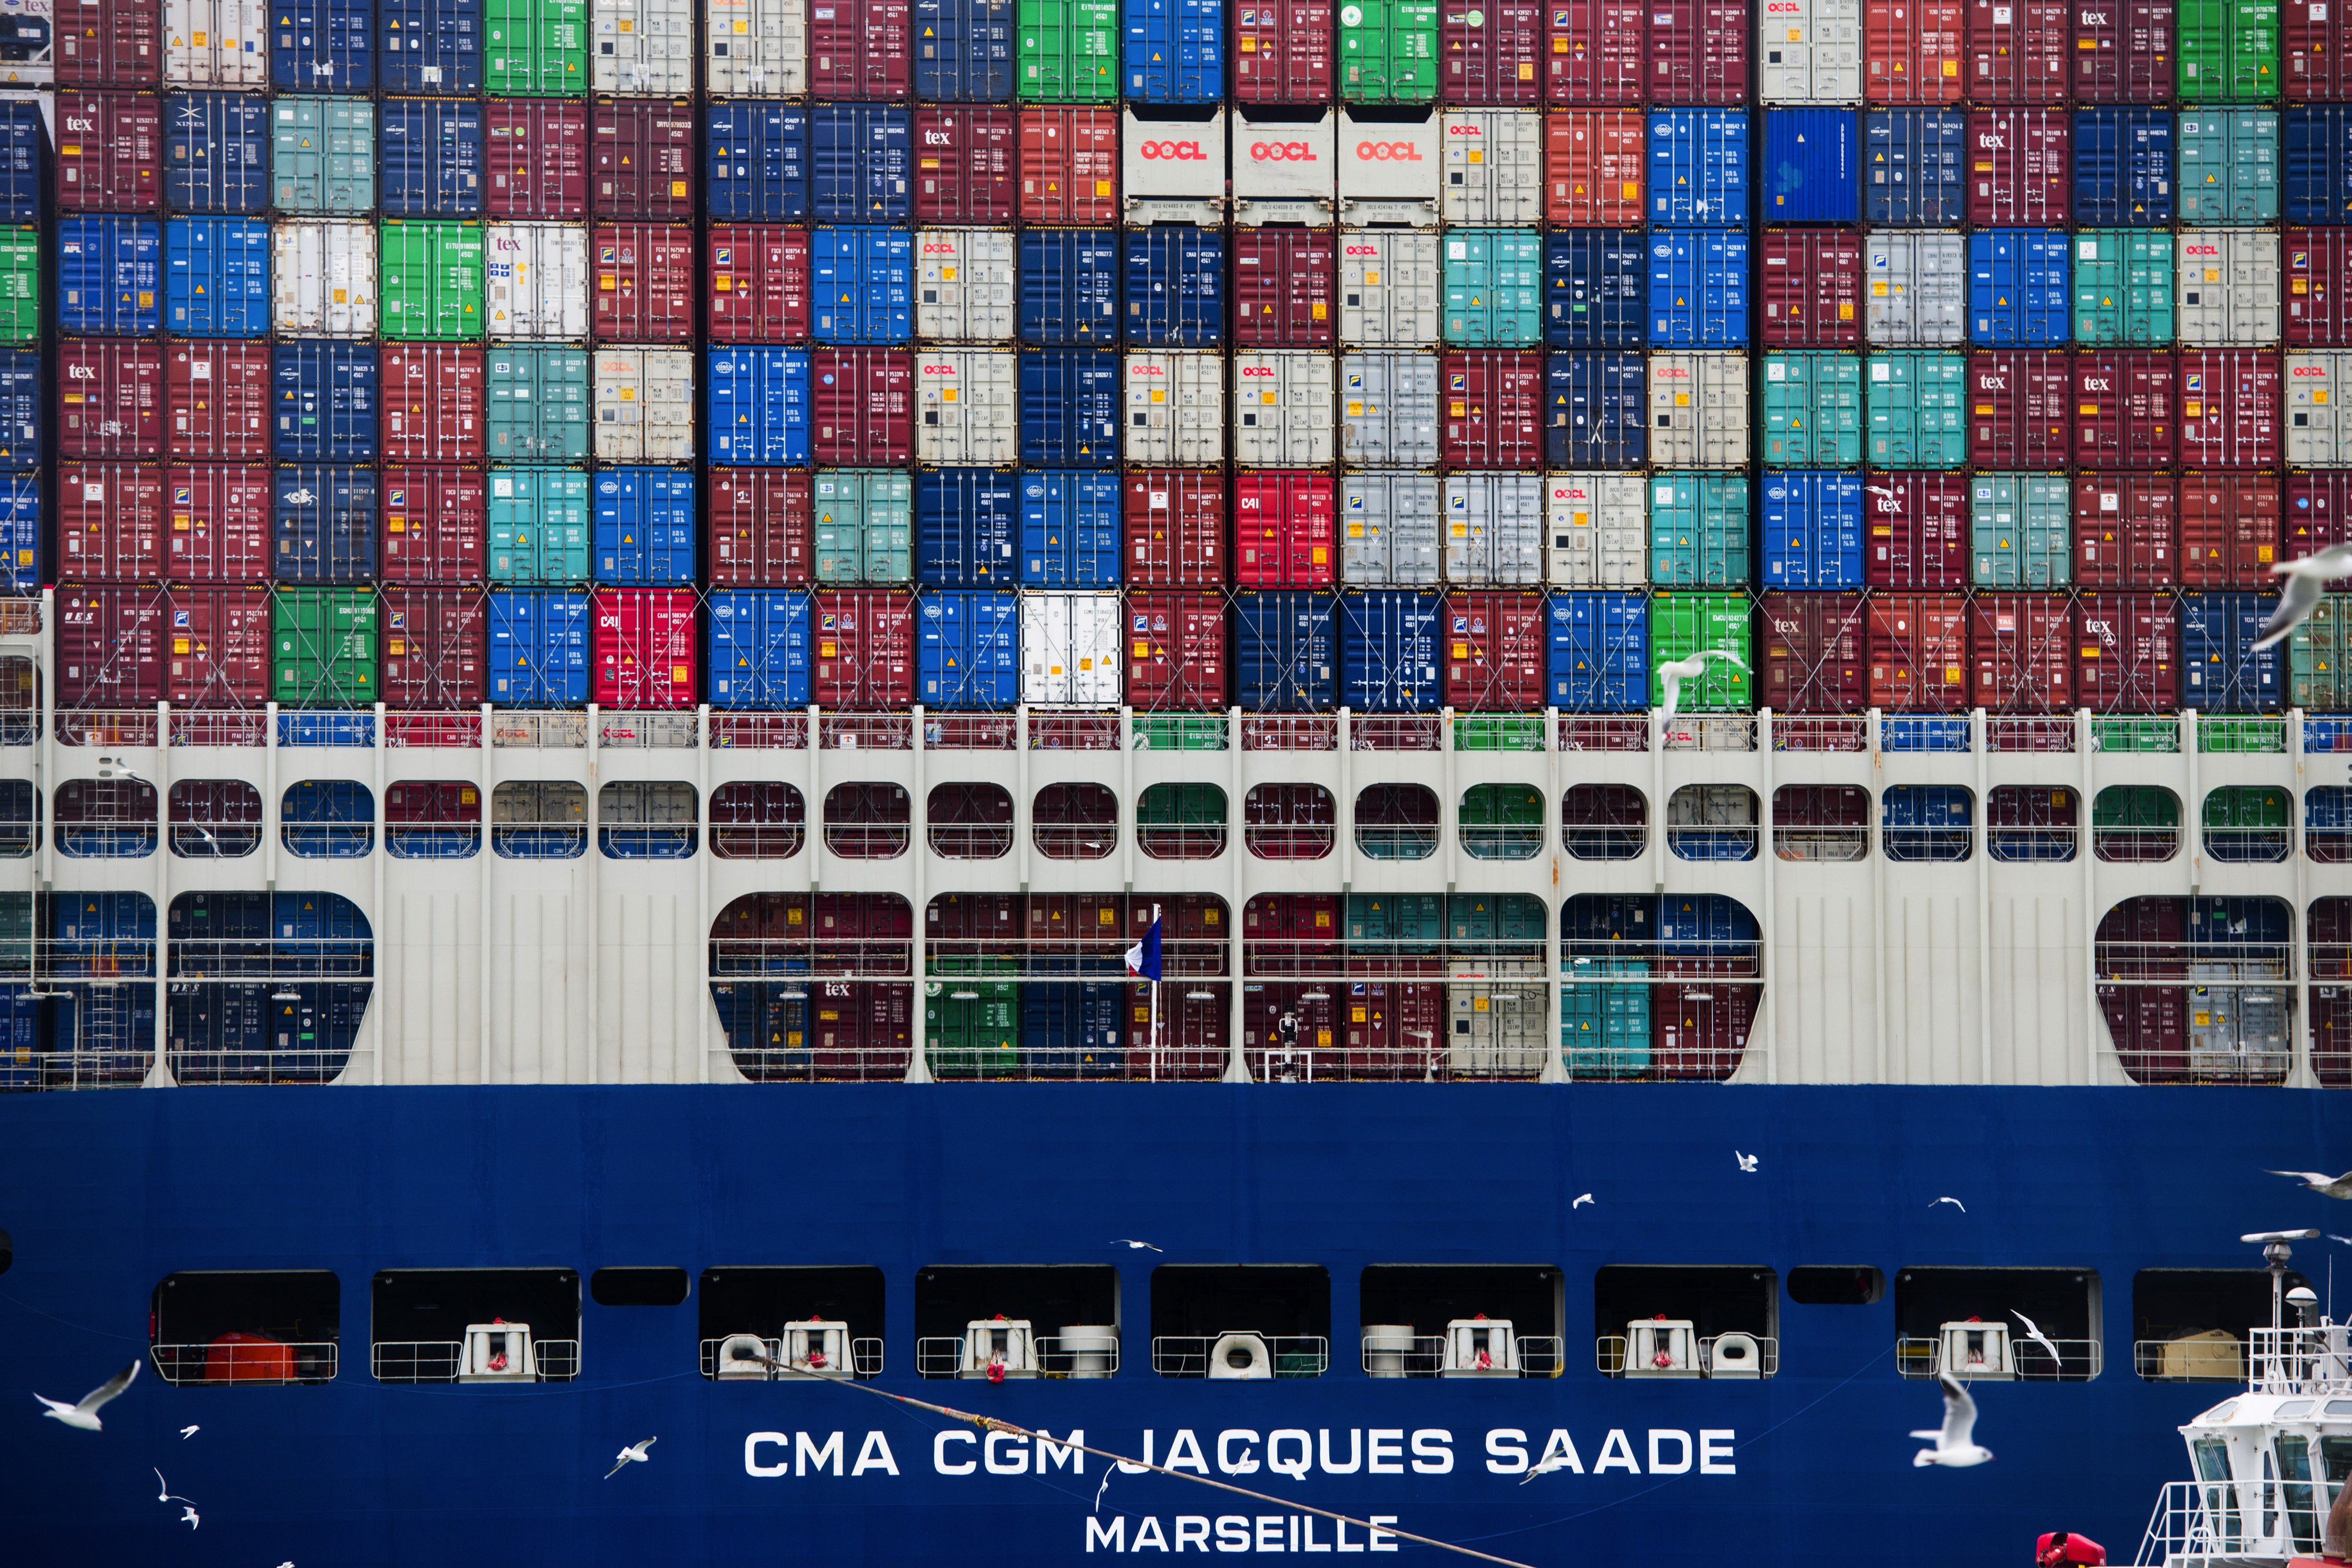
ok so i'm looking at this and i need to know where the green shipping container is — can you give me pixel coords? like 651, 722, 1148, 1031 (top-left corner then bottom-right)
272, 97, 376, 213
1131, 714, 1227, 750
0, 229, 34, 345
1648, 472, 1749, 587
1441, 230, 1542, 346
2291, 595, 2352, 711
487, 0, 589, 93
1458, 786, 1544, 861
926, 961, 1022, 1080
1347, 892, 1444, 948
2178, 0, 2279, 99
1455, 715, 1544, 750
1017, 0, 1118, 100
2090, 718, 2181, 753
1761, 352, 1863, 466
2072, 230, 2174, 344
1340, 0, 1438, 101
2199, 716, 2288, 753
2093, 784, 2180, 833
273, 588, 379, 706
1562, 957, 1649, 1079
1969, 473, 2072, 587
1866, 352, 1967, 467
2176, 111, 2280, 223
487, 346, 592, 460
814, 469, 914, 584
379, 220, 485, 340
1648, 591, 1751, 710
489, 465, 592, 583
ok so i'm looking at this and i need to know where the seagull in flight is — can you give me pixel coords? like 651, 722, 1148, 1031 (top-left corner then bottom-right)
1656, 649, 1749, 726
179, 1425, 199, 1439
1571, 1192, 1595, 1209
34, 1360, 138, 1431
179, 1506, 199, 1530
1930, 1196, 1967, 1213
2271, 1169, 2352, 1201
1094, 1472, 1112, 1512
1521, 1450, 1581, 1485
2011, 1310, 2064, 1370
2254, 544, 2352, 651
1735, 1151, 1759, 1173
605, 1437, 657, 1479
154, 1469, 196, 1505
1912, 1372, 1994, 1467
1110, 1239, 1162, 1252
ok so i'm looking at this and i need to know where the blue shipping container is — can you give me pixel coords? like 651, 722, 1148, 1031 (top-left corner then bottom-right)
1546, 591, 1648, 710
914, 0, 1016, 100
1863, 108, 1967, 226
1763, 108, 1859, 223
593, 467, 697, 585
2181, 591, 2284, 711
706, 102, 811, 221
1648, 229, 1750, 347
705, 590, 811, 708
275, 0, 375, 88
1967, 229, 2070, 345
0, 101, 39, 223
917, 589, 1021, 707
2073, 108, 2175, 226
1658, 892, 1760, 953
380, 0, 483, 92
1122, 226, 1223, 346
1234, 590, 1335, 710
167, 216, 272, 337
1760, 470, 1864, 588
1021, 981, 1124, 1076
1543, 230, 1645, 348
1020, 349, 1120, 467
273, 464, 379, 583
1124, 0, 1222, 99
1647, 109, 1748, 226
1019, 229, 1120, 345
1545, 350, 1645, 467
809, 104, 911, 220
0, 470, 38, 591
166, 93, 271, 213
2286, 106, 2352, 223
707, 347, 811, 465
1336, 591, 1441, 712
811, 226, 914, 345
1018, 469, 1121, 586
57, 217, 162, 336
919, 468, 1021, 586
378, 96, 483, 217
274, 343, 379, 461
487, 589, 592, 705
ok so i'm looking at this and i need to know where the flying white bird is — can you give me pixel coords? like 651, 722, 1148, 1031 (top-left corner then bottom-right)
179, 1506, 199, 1530
1110, 1239, 1162, 1252
605, 1437, 657, 1479
179, 1425, 199, 1439
2010, 1310, 2063, 1370
1656, 649, 1749, 726
34, 1360, 138, 1431
1094, 1472, 1112, 1512
2254, 545, 2352, 651
1520, 1450, 1581, 1485
1735, 1151, 1759, 1173
2271, 1169, 2352, 1200
1911, 1372, 1994, 1468
154, 1469, 196, 1505
1929, 1196, 1967, 1213
1571, 1193, 1595, 1209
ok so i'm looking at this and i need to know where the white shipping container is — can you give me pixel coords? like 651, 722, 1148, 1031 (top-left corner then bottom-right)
1865, 232, 1965, 346
594, 347, 695, 461
485, 222, 590, 340
1447, 960, 1548, 1078
166, 0, 268, 85
705, 0, 807, 93
271, 219, 377, 337
1232, 350, 1334, 464
1122, 108, 1228, 223
1758, 0, 1862, 103
1339, 350, 1439, 464
1443, 472, 1546, 585
2287, 351, 2352, 466
914, 228, 1015, 342
2177, 229, 2283, 346
1340, 473, 1441, 586
1338, 230, 1441, 346
1545, 472, 1648, 587
1439, 109, 1542, 225
1124, 351, 1223, 464
1648, 351, 1750, 467
1021, 590, 1123, 706
1232, 108, 1335, 226
916, 349, 1018, 465
593, 0, 694, 91
1338, 108, 1441, 228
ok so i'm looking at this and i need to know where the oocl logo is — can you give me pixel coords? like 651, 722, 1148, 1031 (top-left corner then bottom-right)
1344, 244, 1380, 255
1446, 124, 1482, 136
921, 363, 958, 375
1249, 141, 1317, 161
1240, 366, 1275, 377
1140, 141, 1207, 160
2294, 365, 2330, 376
920, 242, 958, 253
1355, 141, 1424, 161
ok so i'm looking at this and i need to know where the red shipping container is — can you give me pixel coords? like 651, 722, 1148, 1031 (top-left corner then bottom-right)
1234, 470, 1335, 586
707, 224, 811, 342
1970, 591, 2074, 711
1241, 981, 1337, 1062
811, 0, 910, 96
162, 584, 269, 706
2075, 590, 2178, 711
913, 107, 1018, 222
1443, 591, 1546, 709
380, 586, 487, 708
592, 221, 695, 342
1124, 589, 1228, 708
1866, 0, 1965, 101
2072, 348, 2176, 468
811, 349, 913, 465
592, 587, 698, 708
2071, 472, 2176, 586
1967, 108, 2070, 223
2177, 349, 2280, 467
1443, 0, 1542, 101
1864, 470, 1969, 589
1235, 0, 1335, 100
1018, 108, 1119, 225
56, 462, 163, 580
1543, 109, 1645, 223
811, 589, 915, 707
380, 466, 487, 584
590, 98, 695, 221
1544, 0, 1645, 102
380, 345, 485, 462
1124, 471, 1226, 584
1232, 230, 1335, 347
2286, 0, 2352, 97
814, 891, 913, 946
60, 340, 164, 459
1651, 965, 1758, 1080
1967, 349, 2071, 467
707, 467, 813, 585
1124, 892, 1227, 960
2288, 470, 2352, 556
1648, 0, 1748, 100
1759, 229, 1860, 347
1867, 592, 1971, 711
56, 0, 160, 85
1758, 590, 1867, 713
165, 463, 271, 582
1242, 892, 1341, 974
2075, 0, 2174, 100
1965, 0, 2071, 99
1440, 350, 1542, 467
166, 341, 270, 461
1126, 981, 1228, 1079
1027, 892, 1124, 958
2179, 470, 2281, 584
56, 584, 165, 707
2287, 228, 2352, 345
806, 982, 914, 1080
55, 89, 160, 210
1339, 962, 1446, 1080
485, 101, 590, 220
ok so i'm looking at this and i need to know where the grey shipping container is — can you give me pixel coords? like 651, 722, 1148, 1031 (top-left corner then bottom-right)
915, 348, 1019, 466
594, 346, 695, 460
1439, 109, 1542, 225
2176, 229, 2283, 344
1865, 230, 1965, 345
2287, 350, 2352, 466
1759, 0, 1863, 103
1339, 229, 1441, 346
1340, 473, 1441, 586
1545, 471, 1646, 587
1339, 350, 1439, 465
1442, 472, 1545, 586
1232, 350, 1335, 464
1648, 350, 1750, 467
1123, 351, 1223, 463
916, 228, 1016, 342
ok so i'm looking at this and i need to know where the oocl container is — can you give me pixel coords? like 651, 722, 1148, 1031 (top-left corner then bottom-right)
271, 95, 375, 213
2176, 229, 2283, 342
1018, 0, 1118, 100
485, 220, 589, 339
1018, 105, 1118, 222
485, 587, 590, 703
1545, 589, 1646, 708
1232, 350, 1335, 464
58, 462, 165, 580
1544, 229, 1643, 347
2073, 229, 2174, 343
1864, 230, 1965, 343
593, 345, 693, 460
488, 464, 590, 582
1339, 349, 1438, 463
1125, 588, 1226, 706
1019, 346, 1118, 464
1648, 472, 1749, 584
2074, 346, 2177, 465
593, 586, 697, 707
270, 218, 376, 337
1122, 470, 1224, 585
2179, 0, 2278, 101
381, 0, 487, 92
379, 587, 486, 708
1762, 350, 1864, 464
1544, 347, 1645, 464
1122, 349, 1221, 463
1967, 228, 2070, 345
1337, 106, 1442, 225
1545, 471, 1645, 586
380, 465, 487, 582
168, 340, 271, 458
1865, 590, 1967, 708
1865, 469, 1969, 587
1965, 0, 2069, 100
1648, 228, 1750, 347
1647, 350, 1749, 467
2289, 349, 2352, 463
706, 343, 810, 463
1866, 349, 1967, 465
57, 88, 162, 211
1760, 229, 1862, 348
1439, 109, 1541, 222
706, 222, 810, 341
381, 342, 485, 461
1865, 0, 1963, 102
273, 0, 373, 88
1969, 472, 2072, 585
705, 99, 811, 220
915, 229, 1015, 342
810, 224, 913, 344
914, 107, 1018, 222
272, 341, 376, 460
1233, 108, 1338, 226
1232, 229, 1335, 347
1122, 106, 1227, 222
706, 466, 811, 584
707, 0, 807, 93
379, 218, 485, 340
1761, 469, 1863, 587
380, 96, 484, 217
2181, 469, 2280, 582
165, 215, 269, 336
1967, 347, 2070, 467
1760, 0, 1864, 102
1015, 468, 1117, 585
166, 90, 269, 210
1338, 228, 1441, 344
272, 465, 378, 583
2072, 472, 2176, 587
61, 339, 164, 456
2074, 589, 2177, 711
485, 0, 586, 94
1649, 0, 1749, 102
2177, 346, 2280, 464
1339, 472, 1439, 584
914, 349, 1018, 464
487, 343, 592, 457
1443, 473, 1544, 585
2075, 0, 2174, 101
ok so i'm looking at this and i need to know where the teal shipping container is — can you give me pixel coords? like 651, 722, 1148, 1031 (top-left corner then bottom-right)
1441, 230, 1543, 347
488, 465, 592, 584
1648, 473, 1750, 587
1562, 958, 1649, 1078
1969, 474, 2073, 587
1760, 352, 1862, 466
2072, 231, 2175, 344
814, 469, 914, 584
2177, 110, 2281, 223
1866, 352, 1967, 467
487, 346, 592, 460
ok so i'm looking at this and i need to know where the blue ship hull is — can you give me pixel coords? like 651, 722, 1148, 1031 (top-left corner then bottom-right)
0, 1084, 2334, 1566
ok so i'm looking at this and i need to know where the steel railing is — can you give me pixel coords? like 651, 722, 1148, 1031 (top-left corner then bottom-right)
0, 1048, 153, 1092
150, 1340, 338, 1385
370, 1339, 579, 1384
1895, 1334, 2102, 1381
1663, 716, 1756, 751
1361, 1334, 1565, 1377
1151, 1335, 1329, 1379
166, 1049, 352, 1086
2133, 1479, 2263, 1566
1595, 1335, 1778, 1378
700, 1336, 883, 1380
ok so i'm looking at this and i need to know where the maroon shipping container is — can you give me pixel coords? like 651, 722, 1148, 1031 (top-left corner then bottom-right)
1231, 230, 1335, 347
2075, 590, 2178, 711
802, 982, 913, 1081
380, 586, 487, 708
56, 89, 161, 210
592, 222, 694, 342
2287, 228, 2352, 345
2098, 900, 2186, 1079
485, 101, 589, 219
592, 587, 697, 708
913, 107, 1017, 222
1867, 592, 1971, 711
2072, 472, 2176, 586
1865, 0, 1965, 102
1442, 591, 1546, 710
1970, 592, 2073, 711
1650, 965, 1757, 1081
1234, 470, 1335, 586
2177, 349, 2280, 467
56, 584, 165, 707
1965, 0, 2071, 99
706, 224, 811, 342
165, 463, 271, 582
1338, 966, 1446, 1080
2288, 470, 2352, 556
1242, 892, 1341, 974
2286, 0, 2352, 97
162, 584, 269, 706
2179, 470, 2281, 584
166, 341, 270, 461
60, 340, 164, 459
1235, 0, 1335, 100
1439, 350, 1542, 467
380, 345, 485, 463
2072, 348, 2176, 467
55, 462, 163, 580
1648, 0, 1748, 101
56, 0, 160, 85
1968, 349, 2071, 467
1241, 982, 1336, 1063
1543, 0, 1645, 102
1442, 0, 1542, 101
1967, 109, 2070, 223
1018, 108, 1119, 225
2075, 0, 2174, 99
1864, 470, 1969, 589
1759, 230, 1860, 346
1125, 590, 1228, 708
810, 0, 910, 96
590, 99, 694, 221
1124, 471, 1227, 585
811, 589, 914, 707
1758, 590, 1867, 713
380, 466, 487, 584
811, 349, 913, 465
707, 467, 813, 586
1542, 109, 1645, 223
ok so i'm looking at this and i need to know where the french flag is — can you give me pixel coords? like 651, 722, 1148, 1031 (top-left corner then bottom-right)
1124, 906, 1163, 983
